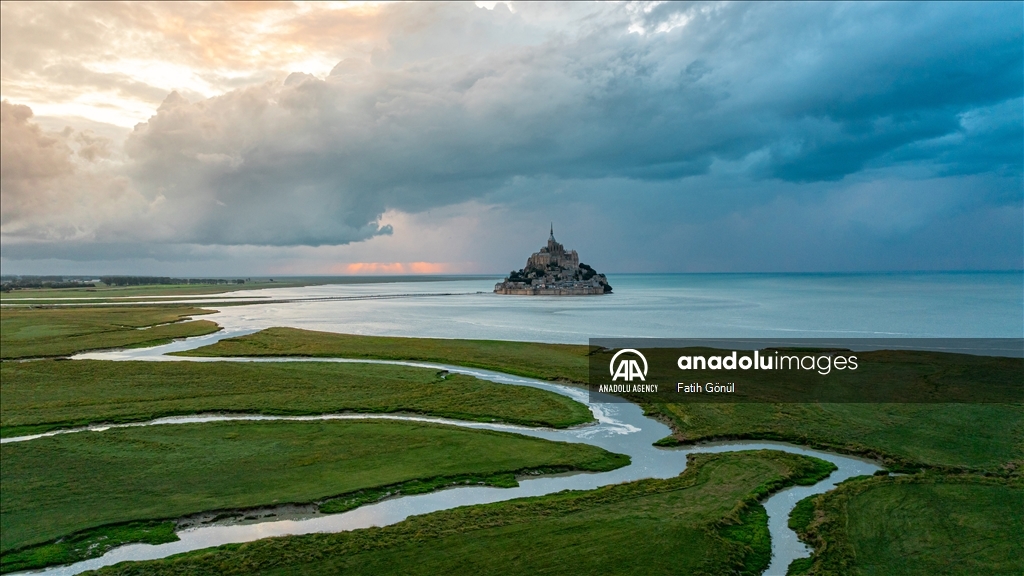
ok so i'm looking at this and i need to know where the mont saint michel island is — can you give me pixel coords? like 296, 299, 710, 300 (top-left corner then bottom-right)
494, 226, 612, 295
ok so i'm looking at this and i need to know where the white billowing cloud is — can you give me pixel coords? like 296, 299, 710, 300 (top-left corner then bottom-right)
0, 100, 153, 244
0, 1, 1021, 271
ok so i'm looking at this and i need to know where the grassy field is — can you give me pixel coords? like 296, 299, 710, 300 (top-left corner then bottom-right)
0, 277, 496, 304
0, 360, 594, 437
81, 450, 835, 576
652, 403, 1023, 473
4, 321, 1018, 574
0, 281, 293, 302
0, 420, 627, 571
789, 474, 1024, 575
0, 306, 219, 359
183, 328, 1023, 473
178, 327, 592, 383
637, 349, 1023, 473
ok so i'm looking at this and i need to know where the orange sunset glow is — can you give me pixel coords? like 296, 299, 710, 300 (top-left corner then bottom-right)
337, 262, 451, 274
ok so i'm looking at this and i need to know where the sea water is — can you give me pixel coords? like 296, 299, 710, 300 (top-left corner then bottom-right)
204, 272, 1023, 342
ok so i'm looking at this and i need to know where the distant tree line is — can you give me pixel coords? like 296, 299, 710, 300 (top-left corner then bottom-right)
2, 281, 96, 291
0, 275, 247, 292
99, 276, 245, 286
0, 276, 96, 291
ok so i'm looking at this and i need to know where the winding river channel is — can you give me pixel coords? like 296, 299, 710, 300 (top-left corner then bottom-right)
8, 328, 882, 576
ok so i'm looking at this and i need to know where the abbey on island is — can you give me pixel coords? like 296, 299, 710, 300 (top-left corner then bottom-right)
494, 225, 612, 295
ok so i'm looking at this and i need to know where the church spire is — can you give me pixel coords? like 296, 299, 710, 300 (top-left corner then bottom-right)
550, 222, 554, 240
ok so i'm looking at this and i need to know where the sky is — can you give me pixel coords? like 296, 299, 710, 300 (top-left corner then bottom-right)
1, 1, 1021, 276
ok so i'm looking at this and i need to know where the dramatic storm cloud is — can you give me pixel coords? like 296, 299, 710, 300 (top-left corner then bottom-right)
1, 1, 1021, 273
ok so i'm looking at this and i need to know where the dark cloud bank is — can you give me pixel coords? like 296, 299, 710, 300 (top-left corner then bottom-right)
2, 2, 1021, 272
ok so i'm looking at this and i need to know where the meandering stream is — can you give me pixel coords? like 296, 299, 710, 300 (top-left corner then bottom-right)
10, 330, 882, 575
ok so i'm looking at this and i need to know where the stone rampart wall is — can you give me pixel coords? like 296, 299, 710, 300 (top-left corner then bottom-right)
494, 285, 605, 295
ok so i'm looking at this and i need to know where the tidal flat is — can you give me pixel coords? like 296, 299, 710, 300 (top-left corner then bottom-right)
1, 420, 626, 572
79, 451, 834, 576
1, 300, 1020, 575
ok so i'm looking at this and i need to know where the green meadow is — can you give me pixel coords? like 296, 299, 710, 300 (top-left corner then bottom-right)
0, 360, 594, 437
789, 475, 1024, 575
653, 402, 1023, 473
81, 451, 834, 576
184, 328, 1023, 473
0, 306, 219, 359
0, 420, 626, 572
2, 309, 1019, 574
179, 326, 591, 382
0, 281, 292, 303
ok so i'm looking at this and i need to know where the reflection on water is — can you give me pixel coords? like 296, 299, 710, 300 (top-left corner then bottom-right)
25, 273, 1017, 340
198, 273, 1023, 341
20, 339, 881, 575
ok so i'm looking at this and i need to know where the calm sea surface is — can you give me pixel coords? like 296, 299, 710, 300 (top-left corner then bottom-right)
206, 272, 1023, 343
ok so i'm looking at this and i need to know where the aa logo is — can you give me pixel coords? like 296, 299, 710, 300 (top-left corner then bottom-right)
610, 349, 648, 382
